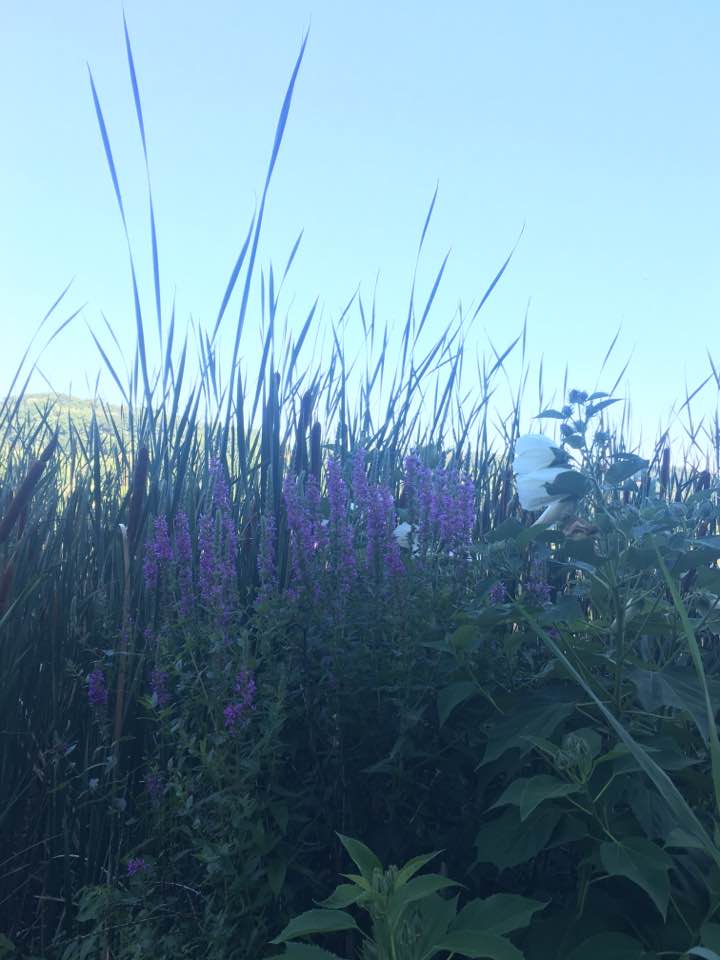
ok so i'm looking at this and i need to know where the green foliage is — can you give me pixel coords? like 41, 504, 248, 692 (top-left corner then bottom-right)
271, 837, 545, 959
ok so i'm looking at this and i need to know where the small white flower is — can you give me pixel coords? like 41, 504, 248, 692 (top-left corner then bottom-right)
392, 522, 414, 549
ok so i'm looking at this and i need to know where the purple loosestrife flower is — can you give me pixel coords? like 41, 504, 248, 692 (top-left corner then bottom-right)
283, 474, 326, 601
224, 671, 256, 732
489, 582, 508, 605
173, 511, 194, 616
127, 857, 148, 877
149, 669, 170, 708
327, 458, 357, 603
143, 516, 173, 590
351, 448, 371, 517
198, 461, 239, 626
87, 667, 108, 708
145, 772, 164, 805
256, 514, 278, 603
524, 580, 553, 605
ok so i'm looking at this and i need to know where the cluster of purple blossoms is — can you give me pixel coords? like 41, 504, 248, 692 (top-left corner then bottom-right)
327, 458, 358, 604
149, 669, 170, 708
127, 857, 148, 877
145, 772, 164, 805
402, 454, 475, 551
143, 516, 174, 591
283, 473, 327, 601
523, 580, 553, 605
350, 448, 403, 583
87, 667, 108, 708
198, 460, 238, 627
489, 581, 508, 605
223, 668, 256, 732
173, 511, 194, 617
256, 514, 279, 604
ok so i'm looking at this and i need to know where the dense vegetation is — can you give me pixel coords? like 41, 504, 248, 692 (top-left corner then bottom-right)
3, 25, 720, 960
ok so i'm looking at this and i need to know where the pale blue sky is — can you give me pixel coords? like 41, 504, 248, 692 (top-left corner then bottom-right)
1, 1, 718, 441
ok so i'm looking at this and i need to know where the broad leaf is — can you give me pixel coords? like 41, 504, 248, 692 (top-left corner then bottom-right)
628, 664, 720, 742
491, 775, 581, 821
438, 681, 480, 727
387, 875, 461, 926
600, 837, 672, 919
336, 834, 382, 880
453, 894, 548, 936
605, 454, 648, 484
475, 806, 563, 870
565, 931, 655, 959
316, 883, 364, 909
282, 946, 348, 960
396, 850, 443, 885
481, 695, 575, 765
432, 930, 524, 960
271, 909, 359, 944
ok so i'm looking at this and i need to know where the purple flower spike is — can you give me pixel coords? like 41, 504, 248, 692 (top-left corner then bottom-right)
87, 667, 108, 708
127, 857, 148, 877
489, 582, 508, 605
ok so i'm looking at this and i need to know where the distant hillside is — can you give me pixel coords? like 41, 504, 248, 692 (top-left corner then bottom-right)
9, 393, 127, 442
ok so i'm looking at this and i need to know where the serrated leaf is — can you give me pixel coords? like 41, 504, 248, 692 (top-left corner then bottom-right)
491, 775, 581, 821
396, 850, 443, 885
270, 909, 358, 944
600, 837, 672, 919
432, 930, 524, 959
438, 681, 479, 726
336, 834, 382, 880
606, 455, 648, 484
534, 408, 566, 419
388, 874, 461, 926
586, 397, 620, 417
282, 945, 348, 960
316, 883, 364, 909
453, 894, 548, 936
475, 806, 563, 870
546, 470, 589, 498
565, 932, 654, 959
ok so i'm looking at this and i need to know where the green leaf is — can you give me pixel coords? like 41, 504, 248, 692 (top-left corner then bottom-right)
546, 470, 589, 499
282, 946, 348, 960
475, 806, 563, 870
605, 454, 648, 484
336, 834, 382, 880
431, 930, 524, 960
415, 893, 460, 960
689, 949, 720, 960
656, 550, 720, 822
481, 696, 575, 765
701, 922, 720, 953
270, 909, 359, 944
491, 775, 581, 821
518, 609, 720, 868
438, 681, 479, 726
586, 397, 620, 417
565, 932, 654, 959
534, 408, 566, 419
599, 837, 672, 919
453, 894, 548, 936
387, 875, 461, 926
628, 664, 720, 742
316, 883, 364, 909
396, 850, 443, 885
